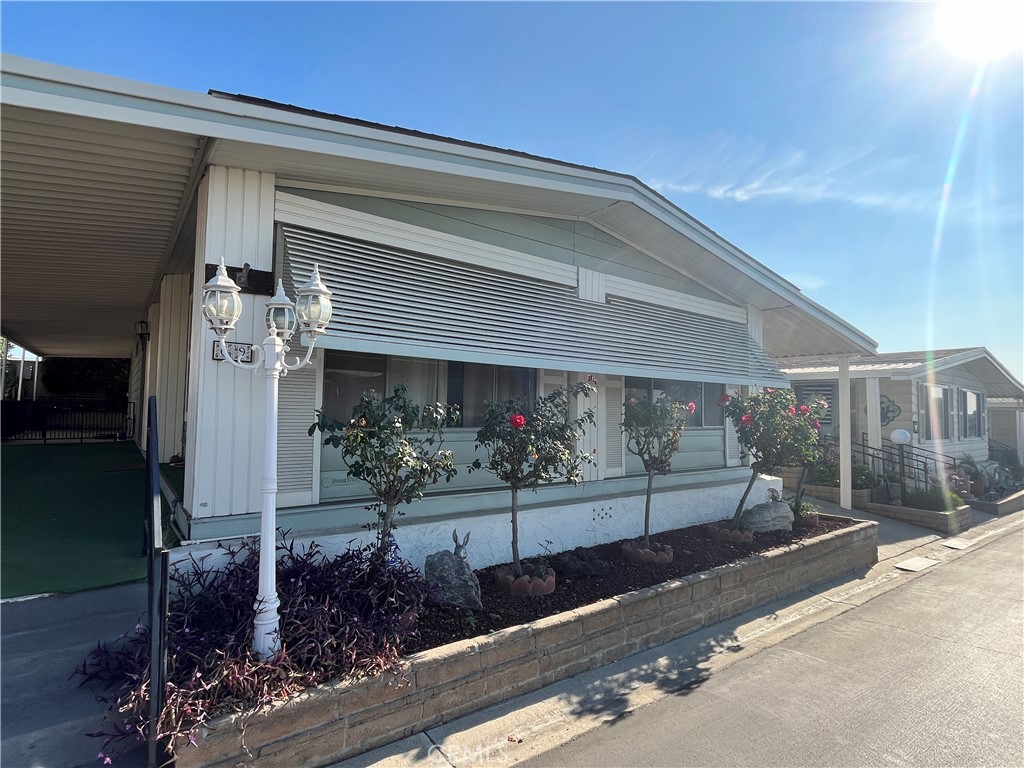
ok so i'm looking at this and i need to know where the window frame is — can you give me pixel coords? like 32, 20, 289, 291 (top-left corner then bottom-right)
959, 388, 985, 440
920, 383, 952, 442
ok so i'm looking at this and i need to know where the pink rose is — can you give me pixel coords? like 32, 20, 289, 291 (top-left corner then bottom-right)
787, 406, 797, 416
741, 413, 754, 425
812, 420, 821, 430
509, 413, 526, 429
687, 402, 697, 414
765, 387, 775, 393
799, 405, 810, 413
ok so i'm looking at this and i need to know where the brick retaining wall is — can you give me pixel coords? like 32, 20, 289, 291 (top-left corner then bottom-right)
175, 519, 878, 768
858, 501, 971, 535
969, 489, 1024, 517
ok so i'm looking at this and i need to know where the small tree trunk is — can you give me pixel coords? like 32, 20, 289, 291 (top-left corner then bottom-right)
379, 502, 398, 557
731, 468, 760, 529
643, 467, 655, 548
795, 465, 809, 509
511, 485, 522, 577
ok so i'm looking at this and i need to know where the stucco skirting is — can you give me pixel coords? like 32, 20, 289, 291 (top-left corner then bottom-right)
857, 501, 972, 535
174, 518, 878, 768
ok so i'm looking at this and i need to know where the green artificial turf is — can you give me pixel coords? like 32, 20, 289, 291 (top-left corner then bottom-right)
1, 442, 150, 598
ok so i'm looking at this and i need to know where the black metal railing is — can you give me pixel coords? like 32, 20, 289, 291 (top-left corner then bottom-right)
820, 433, 969, 497
0, 397, 132, 443
989, 439, 1020, 468
144, 395, 169, 768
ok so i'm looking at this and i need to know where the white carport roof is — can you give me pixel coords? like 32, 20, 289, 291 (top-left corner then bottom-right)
1, 54, 876, 361
777, 347, 1024, 401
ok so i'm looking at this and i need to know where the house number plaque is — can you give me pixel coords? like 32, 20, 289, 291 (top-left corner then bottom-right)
213, 341, 254, 363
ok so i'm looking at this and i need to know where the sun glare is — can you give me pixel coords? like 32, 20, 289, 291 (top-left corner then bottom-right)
934, 0, 1024, 62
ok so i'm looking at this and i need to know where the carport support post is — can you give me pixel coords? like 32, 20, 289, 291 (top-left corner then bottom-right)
839, 356, 852, 510
0, 337, 7, 399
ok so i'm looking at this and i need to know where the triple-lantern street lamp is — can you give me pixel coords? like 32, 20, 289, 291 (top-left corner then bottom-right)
200, 259, 333, 658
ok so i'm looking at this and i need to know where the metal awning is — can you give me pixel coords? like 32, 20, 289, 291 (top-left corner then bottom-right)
2, 54, 876, 364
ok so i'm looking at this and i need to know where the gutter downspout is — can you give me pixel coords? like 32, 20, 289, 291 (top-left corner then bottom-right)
839, 356, 852, 510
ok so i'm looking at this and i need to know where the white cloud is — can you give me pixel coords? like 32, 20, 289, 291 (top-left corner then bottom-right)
644, 136, 1018, 224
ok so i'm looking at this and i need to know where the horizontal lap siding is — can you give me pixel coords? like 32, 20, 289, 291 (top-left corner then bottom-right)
280, 225, 782, 385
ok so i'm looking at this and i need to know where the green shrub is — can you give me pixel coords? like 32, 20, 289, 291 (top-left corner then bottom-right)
790, 500, 822, 517
903, 487, 964, 511
852, 464, 878, 490
812, 460, 841, 487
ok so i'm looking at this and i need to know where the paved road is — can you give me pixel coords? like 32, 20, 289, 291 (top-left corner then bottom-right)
519, 530, 1024, 768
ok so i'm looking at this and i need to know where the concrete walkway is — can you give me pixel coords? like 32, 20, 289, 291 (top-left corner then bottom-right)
1, 582, 148, 768
2, 506, 1018, 768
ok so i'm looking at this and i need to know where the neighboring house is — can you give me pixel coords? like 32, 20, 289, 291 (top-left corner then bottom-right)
777, 348, 1024, 474
1, 55, 877, 569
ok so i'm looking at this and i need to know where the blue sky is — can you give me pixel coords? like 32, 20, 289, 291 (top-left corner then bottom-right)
3, 2, 1022, 378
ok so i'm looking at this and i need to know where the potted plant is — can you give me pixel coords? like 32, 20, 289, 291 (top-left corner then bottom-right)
958, 455, 987, 498
470, 380, 596, 591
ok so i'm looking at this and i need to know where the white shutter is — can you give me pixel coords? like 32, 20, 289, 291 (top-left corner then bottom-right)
603, 376, 625, 478
539, 369, 567, 398
277, 356, 318, 507
725, 383, 743, 467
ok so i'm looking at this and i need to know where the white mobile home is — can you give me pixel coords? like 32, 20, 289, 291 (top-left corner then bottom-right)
1, 55, 877, 568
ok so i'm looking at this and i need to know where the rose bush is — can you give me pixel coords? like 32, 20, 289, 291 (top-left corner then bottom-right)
622, 394, 693, 548
469, 381, 596, 576
310, 385, 459, 558
721, 387, 828, 528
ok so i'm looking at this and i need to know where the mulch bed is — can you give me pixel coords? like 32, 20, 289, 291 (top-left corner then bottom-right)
407, 515, 854, 653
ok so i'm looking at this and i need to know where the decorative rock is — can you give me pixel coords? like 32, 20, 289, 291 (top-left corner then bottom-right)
424, 550, 483, 611
621, 540, 674, 564
741, 501, 794, 532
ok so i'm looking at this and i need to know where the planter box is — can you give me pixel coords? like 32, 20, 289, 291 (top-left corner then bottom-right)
803, 484, 873, 509
858, 501, 972, 535
175, 519, 879, 768
969, 489, 1024, 517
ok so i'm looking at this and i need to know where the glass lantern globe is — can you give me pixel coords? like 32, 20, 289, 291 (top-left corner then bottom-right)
201, 260, 243, 337
265, 280, 298, 340
295, 265, 333, 338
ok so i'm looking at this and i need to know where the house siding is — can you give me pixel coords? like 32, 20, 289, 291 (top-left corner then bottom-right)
278, 188, 730, 307
185, 166, 276, 522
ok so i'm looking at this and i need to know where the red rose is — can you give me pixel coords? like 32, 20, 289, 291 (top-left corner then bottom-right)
687, 402, 697, 414
799, 405, 810, 413
741, 413, 754, 425
509, 413, 526, 429
718, 393, 731, 406
812, 420, 821, 430
787, 406, 797, 416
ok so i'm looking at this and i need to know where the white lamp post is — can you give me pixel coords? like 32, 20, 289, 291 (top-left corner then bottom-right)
201, 259, 333, 658
890, 428, 912, 505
